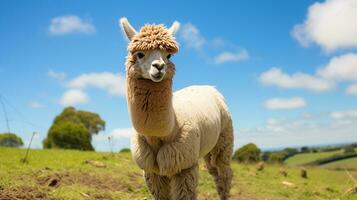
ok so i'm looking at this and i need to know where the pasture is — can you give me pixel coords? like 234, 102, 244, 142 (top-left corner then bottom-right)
1, 147, 356, 200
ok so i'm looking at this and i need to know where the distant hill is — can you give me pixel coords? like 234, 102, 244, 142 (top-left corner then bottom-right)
285, 150, 343, 166
321, 157, 357, 170
284, 149, 357, 171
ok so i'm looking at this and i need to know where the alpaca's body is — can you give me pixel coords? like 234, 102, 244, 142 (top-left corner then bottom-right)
129, 77, 234, 200
173, 85, 230, 157
120, 18, 234, 200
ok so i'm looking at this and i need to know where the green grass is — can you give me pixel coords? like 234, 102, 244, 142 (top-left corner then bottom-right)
285, 150, 342, 166
320, 157, 357, 170
1, 147, 356, 200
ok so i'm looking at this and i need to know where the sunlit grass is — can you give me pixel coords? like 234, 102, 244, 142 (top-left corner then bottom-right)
1, 147, 356, 200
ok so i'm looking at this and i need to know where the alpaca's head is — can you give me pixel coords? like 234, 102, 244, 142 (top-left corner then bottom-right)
120, 18, 180, 82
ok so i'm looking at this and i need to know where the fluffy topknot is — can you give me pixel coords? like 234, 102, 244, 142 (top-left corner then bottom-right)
128, 24, 179, 53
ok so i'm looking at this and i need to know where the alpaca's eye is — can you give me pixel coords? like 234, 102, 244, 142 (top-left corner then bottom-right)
166, 54, 172, 59
137, 53, 145, 59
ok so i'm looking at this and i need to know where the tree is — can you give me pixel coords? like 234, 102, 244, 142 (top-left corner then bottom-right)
0, 133, 24, 147
283, 148, 298, 157
343, 146, 356, 154
261, 151, 271, 161
300, 146, 310, 153
43, 107, 105, 151
233, 143, 261, 163
52, 107, 105, 135
266, 148, 298, 164
43, 121, 93, 150
268, 152, 288, 164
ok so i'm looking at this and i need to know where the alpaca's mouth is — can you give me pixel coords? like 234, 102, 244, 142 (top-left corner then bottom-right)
150, 72, 164, 82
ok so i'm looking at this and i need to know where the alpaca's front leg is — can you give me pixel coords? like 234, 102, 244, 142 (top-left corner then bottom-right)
156, 126, 200, 176
170, 164, 198, 200
144, 172, 171, 200
132, 133, 159, 173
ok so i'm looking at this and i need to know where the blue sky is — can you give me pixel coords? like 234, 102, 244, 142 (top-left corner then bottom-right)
0, 0, 357, 151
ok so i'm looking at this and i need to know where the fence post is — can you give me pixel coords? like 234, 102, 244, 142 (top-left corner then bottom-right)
21, 132, 36, 163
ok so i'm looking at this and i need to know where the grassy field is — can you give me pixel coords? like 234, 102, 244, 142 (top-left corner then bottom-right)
320, 157, 357, 170
284, 150, 342, 166
1, 147, 356, 200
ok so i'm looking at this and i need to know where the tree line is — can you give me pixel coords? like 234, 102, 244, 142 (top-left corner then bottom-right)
232, 143, 357, 164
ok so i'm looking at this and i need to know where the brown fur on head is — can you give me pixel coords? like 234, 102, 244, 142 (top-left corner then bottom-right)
129, 24, 179, 53
120, 18, 180, 83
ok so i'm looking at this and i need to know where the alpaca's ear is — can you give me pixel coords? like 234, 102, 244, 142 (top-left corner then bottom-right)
168, 21, 180, 36
119, 17, 137, 41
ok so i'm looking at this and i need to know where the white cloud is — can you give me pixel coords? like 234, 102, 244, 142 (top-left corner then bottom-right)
346, 83, 357, 95
213, 50, 249, 64
259, 67, 333, 92
211, 38, 226, 47
266, 118, 283, 126
292, 0, 357, 51
29, 101, 45, 109
292, 24, 310, 48
330, 110, 357, 119
55, 72, 125, 106
264, 97, 306, 110
179, 23, 205, 49
260, 53, 357, 93
60, 89, 89, 106
236, 111, 357, 149
110, 128, 132, 139
317, 53, 357, 81
67, 72, 126, 97
93, 128, 132, 141
49, 15, 95, 35
48, 70, 66, 81
178, 23, 250, 66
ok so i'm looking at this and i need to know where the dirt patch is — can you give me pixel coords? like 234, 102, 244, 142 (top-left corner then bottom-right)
38, 173, 61, 188
0, 185, 49, 200
37, 171, 130, 192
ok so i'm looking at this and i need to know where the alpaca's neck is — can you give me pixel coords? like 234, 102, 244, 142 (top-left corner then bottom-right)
126, 76, 175, 137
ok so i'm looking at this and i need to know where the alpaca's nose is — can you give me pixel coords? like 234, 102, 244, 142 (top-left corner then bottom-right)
152, 62, 165, 71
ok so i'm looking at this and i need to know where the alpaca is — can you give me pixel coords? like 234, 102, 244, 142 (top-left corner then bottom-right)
120, 17, 234, 200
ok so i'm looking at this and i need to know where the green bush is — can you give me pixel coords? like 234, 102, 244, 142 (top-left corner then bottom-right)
343, 146, 355, 154
261, 151, 271, 161
120, 148, 131, 153
268, 152, 288, 164
283, 148, 298, 157
43, 121, 93, 151
0, 133, 23, 147
233, 143, 261, 163
263, 147, 298, 163
300, 146, 310, 153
